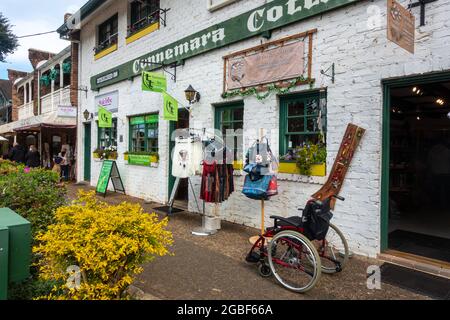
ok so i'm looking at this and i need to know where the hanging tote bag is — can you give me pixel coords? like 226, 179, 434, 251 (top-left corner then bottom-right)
242, 174, 273, 200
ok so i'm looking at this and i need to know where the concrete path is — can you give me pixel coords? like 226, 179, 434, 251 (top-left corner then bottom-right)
67, 184, 428, 300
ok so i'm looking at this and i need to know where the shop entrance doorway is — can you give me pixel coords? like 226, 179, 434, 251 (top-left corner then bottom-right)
383, 72, 450, 264
168, 109, 190, 210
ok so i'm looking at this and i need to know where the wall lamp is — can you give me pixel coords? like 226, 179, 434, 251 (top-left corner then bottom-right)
184, 85, 201, 105
83, 109, 93, 121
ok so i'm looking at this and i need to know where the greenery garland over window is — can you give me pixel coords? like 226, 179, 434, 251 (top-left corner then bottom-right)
221, 76, 314, 101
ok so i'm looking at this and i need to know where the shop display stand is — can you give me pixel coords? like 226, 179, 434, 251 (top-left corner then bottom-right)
192, 202, 220, 236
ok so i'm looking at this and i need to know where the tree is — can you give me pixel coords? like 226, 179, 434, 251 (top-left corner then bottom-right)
0, 13, 18, 62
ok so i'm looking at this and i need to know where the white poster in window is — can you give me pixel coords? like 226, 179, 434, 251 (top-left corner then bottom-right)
95, 90, 119, 113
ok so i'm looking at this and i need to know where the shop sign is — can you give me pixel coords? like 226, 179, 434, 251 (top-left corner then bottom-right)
98, 107, 113, 128
387, 0, 415, 54
142, 72, 167, 93
95, 91, 119, 113
226, 41, 305, 90
130, 114, 159, 125
163, 93, 178, 121
57, 105, 77, 118
91, 0, 361, 90
128, 154, 152, 166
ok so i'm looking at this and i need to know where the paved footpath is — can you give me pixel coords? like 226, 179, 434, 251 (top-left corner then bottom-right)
67, 184, 428, 300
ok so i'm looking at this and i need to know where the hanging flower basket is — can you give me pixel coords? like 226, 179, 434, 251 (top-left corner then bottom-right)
62, 62, 71, 74
40, 75, 50, 86
49, 68, 60, 81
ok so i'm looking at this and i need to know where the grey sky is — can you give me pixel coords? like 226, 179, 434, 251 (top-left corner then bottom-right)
0, 0, 86, 79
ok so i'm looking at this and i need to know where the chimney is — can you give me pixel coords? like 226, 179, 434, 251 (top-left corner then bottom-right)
7, 69, 29, 122
28, 49, 55, 70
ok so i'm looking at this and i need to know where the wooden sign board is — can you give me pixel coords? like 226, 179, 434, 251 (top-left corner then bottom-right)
312, 124, 366, 209
96, 160, 125, 196
387, 0, 415, 54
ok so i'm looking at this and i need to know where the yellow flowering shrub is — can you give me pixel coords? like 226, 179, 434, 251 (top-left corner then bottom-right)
33, 190, 173, 300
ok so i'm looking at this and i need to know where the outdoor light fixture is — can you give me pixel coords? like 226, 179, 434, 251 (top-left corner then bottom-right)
83, 109, 93, 121
436, 98, 445, 106
184, 85, 201, 104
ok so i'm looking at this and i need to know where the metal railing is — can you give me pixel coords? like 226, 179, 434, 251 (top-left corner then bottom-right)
127, 8, 170, 37
94, 32, 119, 54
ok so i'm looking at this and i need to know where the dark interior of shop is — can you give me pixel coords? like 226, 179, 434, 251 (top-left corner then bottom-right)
389, 81, 450, 263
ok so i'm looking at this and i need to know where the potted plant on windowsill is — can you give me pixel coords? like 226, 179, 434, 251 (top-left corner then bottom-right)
279, 143, 326, 176
93, 146, 118, 161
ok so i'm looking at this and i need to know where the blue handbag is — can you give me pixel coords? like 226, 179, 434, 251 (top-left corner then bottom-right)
242, 174, 273, 200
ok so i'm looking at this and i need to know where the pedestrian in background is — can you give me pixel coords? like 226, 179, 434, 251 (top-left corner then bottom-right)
25, 145, 41, 168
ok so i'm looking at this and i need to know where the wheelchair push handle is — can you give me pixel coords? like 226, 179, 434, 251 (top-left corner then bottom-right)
332, 195, 345, 201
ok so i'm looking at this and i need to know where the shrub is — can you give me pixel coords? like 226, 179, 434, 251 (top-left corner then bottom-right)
0, 167, 66, 239
0, 159, 22, 175
34, 191, 173, 300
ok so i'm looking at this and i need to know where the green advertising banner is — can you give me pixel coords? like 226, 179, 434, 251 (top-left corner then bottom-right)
128, 154, 151, 166
142, 72, 167, 92
98, 106, 113, 128
91, 0, 361, 90
163, 93, 178, 121
96, 160, 114, 194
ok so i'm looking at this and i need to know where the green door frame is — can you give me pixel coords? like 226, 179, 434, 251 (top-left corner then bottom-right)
380, 70, 450, 251
84, 123, 92, 182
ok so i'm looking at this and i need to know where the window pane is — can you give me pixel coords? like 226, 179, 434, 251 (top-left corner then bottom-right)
288, 134, 320, 150
306, 98, 319, 116
288, 101, 304, 116
306, 117, 319, 132
233, 108, 243, 121
222, 110, 231, 123
288, 118, 304, 133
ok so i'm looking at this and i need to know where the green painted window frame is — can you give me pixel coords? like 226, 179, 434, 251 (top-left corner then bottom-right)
97, 118, 118, 149
214, 101, 244, 161
279, 91, 327, 157
128, 113, 159, 153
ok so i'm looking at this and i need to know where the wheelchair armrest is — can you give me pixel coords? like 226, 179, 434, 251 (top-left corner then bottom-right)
270, 216, 298, 228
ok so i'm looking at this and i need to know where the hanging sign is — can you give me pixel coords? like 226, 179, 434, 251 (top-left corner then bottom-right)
226, 40, 305, 91
142, 72, 167, 93
98, 107, 113, 128
91, 0, 362, 90
163, 93, 178, 121
57, 105, 77, 118
96, 160, 125, 196
387, 0, 415, 54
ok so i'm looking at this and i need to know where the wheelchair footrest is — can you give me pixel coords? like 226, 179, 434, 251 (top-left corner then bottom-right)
246, 251, 260, 263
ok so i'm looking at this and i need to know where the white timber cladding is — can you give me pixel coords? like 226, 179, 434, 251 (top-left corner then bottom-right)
77, 0, 450, 257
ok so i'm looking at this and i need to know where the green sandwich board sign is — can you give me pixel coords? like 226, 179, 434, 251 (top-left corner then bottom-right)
163, 92, 178, 121
91, 0, 361, 90
142, 72, 167, 93
96, 160, 125, 196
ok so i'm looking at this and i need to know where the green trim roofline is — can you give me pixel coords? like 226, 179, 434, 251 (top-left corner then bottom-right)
87, 0, 362, 90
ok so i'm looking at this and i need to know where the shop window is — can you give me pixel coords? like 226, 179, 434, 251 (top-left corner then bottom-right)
98, 118, 118, 149
26, 134, 37, 148
96, 14, 119, 54
52, 135, 62, 156
214, 102, 244, 161
129, 114, 159, 153
128, 0, 160, 37
279, 92, 327, 157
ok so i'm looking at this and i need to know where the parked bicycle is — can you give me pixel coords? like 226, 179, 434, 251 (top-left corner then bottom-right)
246, 195, 349, 293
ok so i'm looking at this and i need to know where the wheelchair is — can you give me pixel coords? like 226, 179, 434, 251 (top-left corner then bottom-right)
246, 195, 349, 293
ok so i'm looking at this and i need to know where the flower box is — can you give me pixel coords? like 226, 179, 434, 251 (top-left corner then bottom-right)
93, 152, 118, 161
278, 161, 326, 177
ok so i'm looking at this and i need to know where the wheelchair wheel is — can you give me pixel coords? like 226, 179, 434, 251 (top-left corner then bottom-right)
257, 261, 272, 278
267, 230, 321, 293
314, 223, 349, 274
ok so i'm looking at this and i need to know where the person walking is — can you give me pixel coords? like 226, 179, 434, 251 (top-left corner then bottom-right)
59, 149, 69, 181
9, 142, 26, 164
25, 145, 41, 168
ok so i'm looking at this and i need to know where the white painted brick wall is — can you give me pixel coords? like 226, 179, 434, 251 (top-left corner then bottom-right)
77, 0, 450, 257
